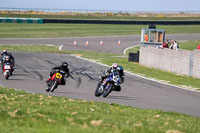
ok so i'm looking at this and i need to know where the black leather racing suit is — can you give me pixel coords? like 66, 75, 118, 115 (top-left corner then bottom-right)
47, 65, 70, 86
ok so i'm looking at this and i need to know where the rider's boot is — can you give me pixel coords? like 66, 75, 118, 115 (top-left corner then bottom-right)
114, 86, 121, 92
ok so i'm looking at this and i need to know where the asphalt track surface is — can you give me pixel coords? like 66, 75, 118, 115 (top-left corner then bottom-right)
1, 34, 200, 54
0, 34, 200, 117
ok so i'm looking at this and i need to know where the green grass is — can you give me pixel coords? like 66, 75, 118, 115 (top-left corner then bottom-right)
1, 13, 200, 20
0, 44, 200, 132
0, 86, 200, 133
0, 23, 200, 38
179, 40, 200, 51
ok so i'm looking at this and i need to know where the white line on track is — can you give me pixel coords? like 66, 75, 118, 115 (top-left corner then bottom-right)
72, 54, 200, 93
123, 45, 140, 55
59, 44, 63, 50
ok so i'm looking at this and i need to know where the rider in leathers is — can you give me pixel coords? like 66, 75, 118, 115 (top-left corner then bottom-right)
1, 50, 15, 74
46, 62, 70, 86
97, 63, 125, 91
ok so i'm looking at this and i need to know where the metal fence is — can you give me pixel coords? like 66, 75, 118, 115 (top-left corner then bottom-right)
1, 7, 200, 13
0, 7, 200, 19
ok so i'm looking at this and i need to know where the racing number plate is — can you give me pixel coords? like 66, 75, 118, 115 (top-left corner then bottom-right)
56, 73, 62, 79
4, 65, 11, 69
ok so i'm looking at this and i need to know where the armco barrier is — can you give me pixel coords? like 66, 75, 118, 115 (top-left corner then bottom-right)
139, 47, 200, 79
0, 17, 43, 24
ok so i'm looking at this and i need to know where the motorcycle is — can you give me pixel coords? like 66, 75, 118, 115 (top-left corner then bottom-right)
3, 62, 12, 80
95, 71, 121, 97
46, 72, 63, 92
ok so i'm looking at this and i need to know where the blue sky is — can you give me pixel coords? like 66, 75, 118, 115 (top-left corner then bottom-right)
0, 0, 200, 12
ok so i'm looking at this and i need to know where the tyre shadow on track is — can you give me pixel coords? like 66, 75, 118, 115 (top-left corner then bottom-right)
12, 74, 28, 76
107, 95, 145, 101
6, 78, 26, 81
52, 91, 89, 96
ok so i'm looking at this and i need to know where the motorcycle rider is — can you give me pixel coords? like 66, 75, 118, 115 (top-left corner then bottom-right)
97, 63, 125, 92
1, 49, 7, 56
46, 62, 70, 86
1, 49, 15, 74
0, 49, 8, 64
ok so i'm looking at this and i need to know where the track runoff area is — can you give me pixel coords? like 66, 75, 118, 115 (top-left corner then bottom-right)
1, 34, 200, 117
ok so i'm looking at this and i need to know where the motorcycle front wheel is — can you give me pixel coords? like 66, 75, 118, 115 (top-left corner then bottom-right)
46, 81, 52, 92
102, 83, 113, 98
5, 75, 9, 80
95, 86, 103, 97
50, 81, 58, 92
4, 72, 9, 80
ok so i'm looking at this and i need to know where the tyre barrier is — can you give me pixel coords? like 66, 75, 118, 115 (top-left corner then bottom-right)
1, 17, 200, 25
0, 17, 43, 24
43, 19, 200, 25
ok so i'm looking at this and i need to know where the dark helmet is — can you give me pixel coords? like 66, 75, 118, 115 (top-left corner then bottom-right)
61, 62, 68, 68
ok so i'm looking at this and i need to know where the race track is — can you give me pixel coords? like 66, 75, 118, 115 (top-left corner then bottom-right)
1, 34, 200, 54
0, 34, 200, 117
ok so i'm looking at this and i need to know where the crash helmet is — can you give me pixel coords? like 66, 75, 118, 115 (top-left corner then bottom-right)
112, 63, 118, 71
2, 49, 7, 54
5, 55, 10, 62
61, 62, 68, 69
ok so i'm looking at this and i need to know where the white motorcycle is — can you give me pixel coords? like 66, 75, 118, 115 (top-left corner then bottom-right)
3, 62, 12, 80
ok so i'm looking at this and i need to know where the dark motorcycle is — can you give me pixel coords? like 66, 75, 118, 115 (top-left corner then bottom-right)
46, 72, 63, 92
95, 71, 121, 97
3, 62, 13, 80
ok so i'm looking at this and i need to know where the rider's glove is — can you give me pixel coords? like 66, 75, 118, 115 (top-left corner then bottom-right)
105, 72, 110, 76
65, 73, 70, 78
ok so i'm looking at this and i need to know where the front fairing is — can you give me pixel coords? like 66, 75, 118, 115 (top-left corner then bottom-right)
110, 71, 121, 85
102, 71, 121, 88
3, 63, 12, 72
51, 72, 63, 83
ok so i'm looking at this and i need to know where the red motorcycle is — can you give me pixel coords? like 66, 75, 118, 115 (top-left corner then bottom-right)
46, 72, 63, 92
3, 62, 13, 80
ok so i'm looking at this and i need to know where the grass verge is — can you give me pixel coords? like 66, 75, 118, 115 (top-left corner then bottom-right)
0, 44, 200, 132
1, 13, 200, 20
1, 86, 200, 133
0, 23, 200, 38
